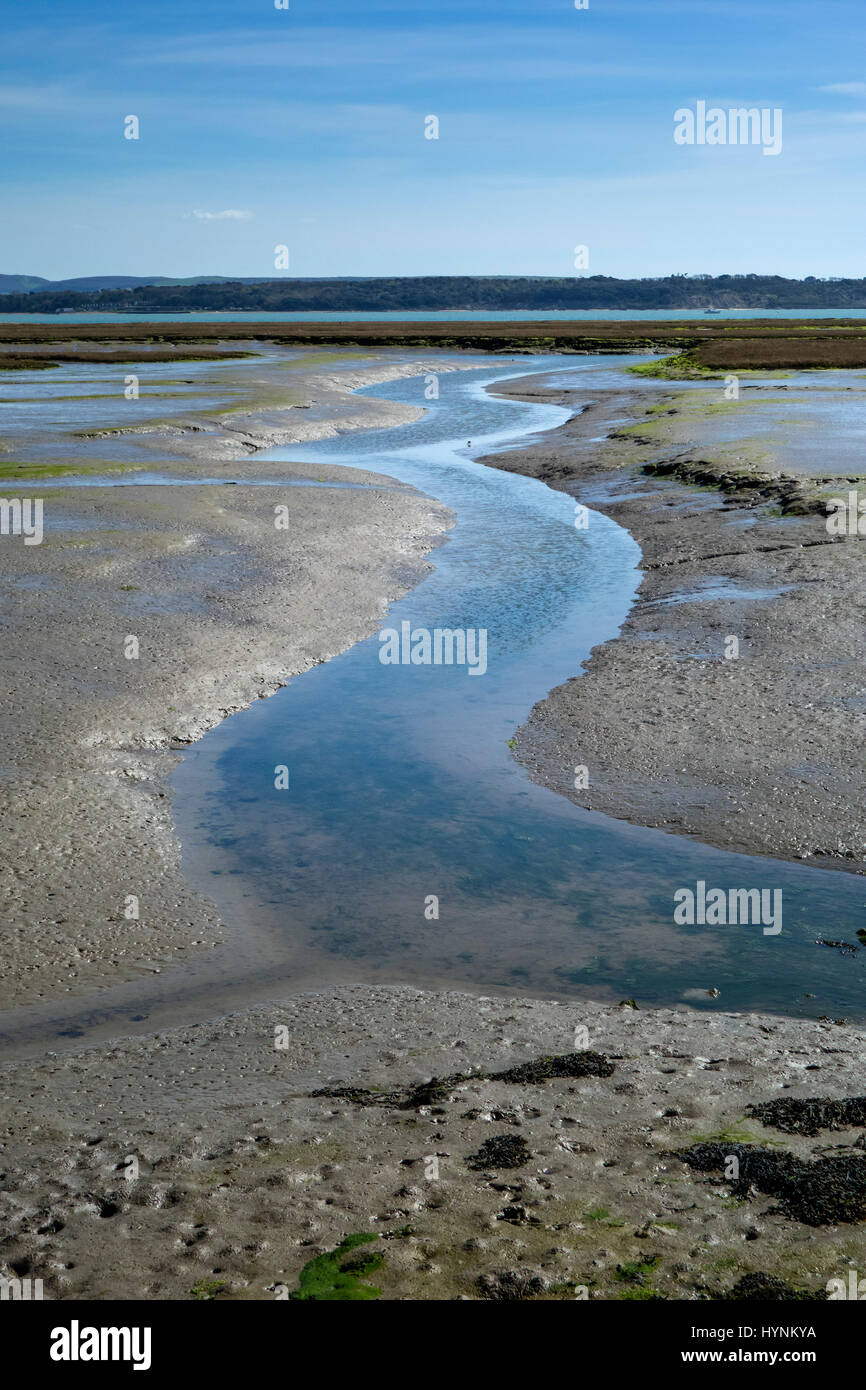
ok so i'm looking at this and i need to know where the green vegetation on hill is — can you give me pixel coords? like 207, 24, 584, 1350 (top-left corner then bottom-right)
5, 274, 866, 315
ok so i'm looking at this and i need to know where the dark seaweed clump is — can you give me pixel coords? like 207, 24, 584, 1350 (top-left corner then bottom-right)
398, 1074, 472, 1109
313, 1051, 614, 1110
488, 1052, 615, 1084
680, 1142, 866, 1226
477, 1268, 547, 1300
313, 1073, 471, 1109
722, 1274, 827, 1302
747, 1095, 866, 1137
815, 937, 859, 957
467, 1134, 532, 1171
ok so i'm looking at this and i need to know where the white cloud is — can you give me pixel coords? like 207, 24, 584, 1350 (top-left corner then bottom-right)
817, 82, 866, 95
189, 208, 254, 221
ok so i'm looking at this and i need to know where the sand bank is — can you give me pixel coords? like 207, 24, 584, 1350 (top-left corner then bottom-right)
1, 349, 864, 1303
0, 351, 464, 1009
483, 373, 866, 874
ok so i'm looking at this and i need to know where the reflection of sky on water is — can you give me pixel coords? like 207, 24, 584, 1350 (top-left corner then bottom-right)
171, 357, 866, 1020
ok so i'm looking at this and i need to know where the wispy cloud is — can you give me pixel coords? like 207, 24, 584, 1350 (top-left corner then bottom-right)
3, 0, 866, 278
0, 82, 80, 110
188, 209, 254, 221
817, 82, 866, 95
131, 26, 665, 83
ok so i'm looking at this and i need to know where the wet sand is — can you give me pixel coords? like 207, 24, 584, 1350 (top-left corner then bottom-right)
2, 988, 863, 1301
0, 350, 465, 1010
1, 347, 864, 1302
484, 373, 866, 874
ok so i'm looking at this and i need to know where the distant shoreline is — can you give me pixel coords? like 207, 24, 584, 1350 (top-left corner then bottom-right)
5, 271, 866, 316
6, 317, 866, 370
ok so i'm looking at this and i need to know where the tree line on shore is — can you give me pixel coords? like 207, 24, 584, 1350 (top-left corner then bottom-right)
3, 274, 866, 314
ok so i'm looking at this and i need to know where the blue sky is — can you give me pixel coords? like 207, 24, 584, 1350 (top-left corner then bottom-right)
2, 0, 865, 278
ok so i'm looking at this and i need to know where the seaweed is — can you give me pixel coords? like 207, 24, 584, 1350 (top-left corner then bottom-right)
614, 1254, 661, 1285
476, 1268, 547, 1300
488, 1051, 615, 1084
746, 1095, 866, 1136
312, 1050, 615, 1110
722, 1273, 827, 1301
679, 1142, 866, 1226
313, 1073, 470, 1109
467, 1134, 532, 1170
290, 1233, 384, 1301
816, 937, 859, 958
190, 1278, 227, 1301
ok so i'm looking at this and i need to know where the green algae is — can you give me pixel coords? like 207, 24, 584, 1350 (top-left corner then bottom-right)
686, 1125, 767, 1146
190, 1277, 227, 1301
614, 1254, 661, 1285
217, 394, 306, 414
628, 352, 719, 380
288, 351, 373, 367
584, 1206, 624, 1226
0, 358, 59, 371
290, 1233, 384, 1301
0, 460, 143, 481
614, 1256, 667, 1299
0, 391, 200, 403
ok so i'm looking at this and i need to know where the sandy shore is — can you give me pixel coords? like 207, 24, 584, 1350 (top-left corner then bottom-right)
1, 987, 863, 1301
1, 346, 864, 1302
0, 350, 465, 1010
483, 374, 866, 873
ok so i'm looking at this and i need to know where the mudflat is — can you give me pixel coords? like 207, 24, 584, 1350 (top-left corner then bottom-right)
484, 370, 866, 873
2, 987, 863, 1301
0, 349, 462, 1009
1, 338, 864, 1302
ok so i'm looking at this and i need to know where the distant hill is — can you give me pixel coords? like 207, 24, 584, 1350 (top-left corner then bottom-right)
0, 274, 263, 294
0, 275, 52, 293
2, 274, 866, 313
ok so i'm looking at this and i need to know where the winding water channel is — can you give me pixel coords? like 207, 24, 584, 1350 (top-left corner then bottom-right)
1, 355, 863, 1058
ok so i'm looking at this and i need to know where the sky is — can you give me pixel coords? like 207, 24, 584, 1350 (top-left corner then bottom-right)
2, 0, 865, 280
